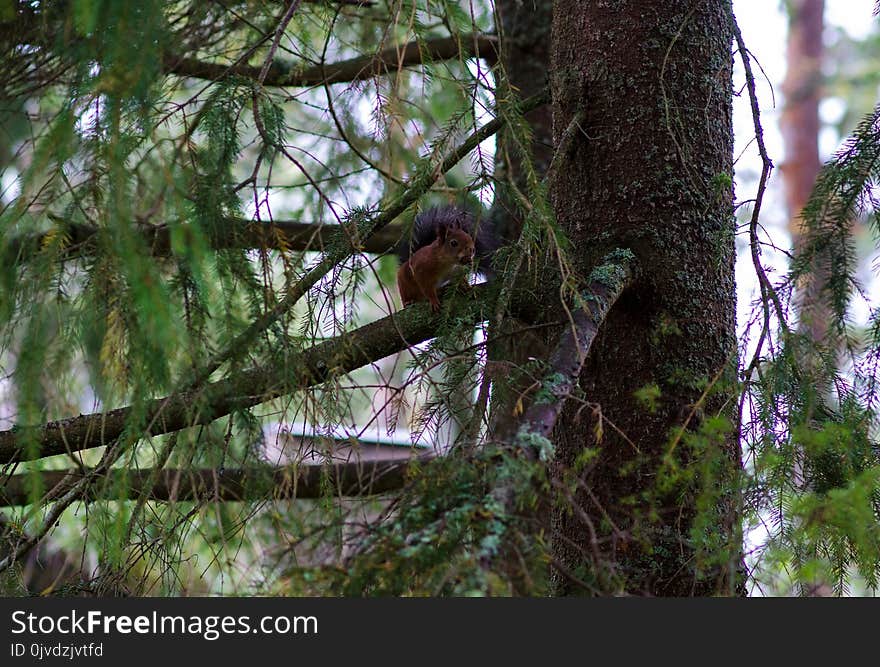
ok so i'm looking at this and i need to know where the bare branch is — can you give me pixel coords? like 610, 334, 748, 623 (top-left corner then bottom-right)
7, 218, 405, 263
0, 458, 427, 506
163, 34, 498, 87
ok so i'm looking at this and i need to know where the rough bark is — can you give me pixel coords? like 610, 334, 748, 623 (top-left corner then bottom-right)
493, 0, 555, 239
549, 0, 739, 596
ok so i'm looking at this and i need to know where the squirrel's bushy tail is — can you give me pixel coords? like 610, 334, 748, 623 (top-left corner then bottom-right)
397, 206, 499, 277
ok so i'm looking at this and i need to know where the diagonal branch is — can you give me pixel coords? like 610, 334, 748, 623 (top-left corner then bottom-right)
0, 285, 490, 465
514, 249, 639, 457
187, 90, 547, 389
0, 458, 428, 506
164, 34, 498, 87
480, 251, 638, 576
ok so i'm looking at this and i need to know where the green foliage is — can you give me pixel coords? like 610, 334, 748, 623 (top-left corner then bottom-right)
330, 447, 548, 596
634, 383, 662, 413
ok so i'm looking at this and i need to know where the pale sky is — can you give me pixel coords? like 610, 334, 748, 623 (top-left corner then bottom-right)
735, 0, 876, 164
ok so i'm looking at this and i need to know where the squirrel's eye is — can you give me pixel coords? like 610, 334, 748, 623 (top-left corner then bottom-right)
450, 240, 458, 247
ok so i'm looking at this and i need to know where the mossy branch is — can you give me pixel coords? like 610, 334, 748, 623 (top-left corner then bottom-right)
514, 249, 638, 456
479, 250, 638, 583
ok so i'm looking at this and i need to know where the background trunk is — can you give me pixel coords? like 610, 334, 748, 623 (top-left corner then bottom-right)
488, 0, 555, 442
492, 0, 554, 241
781, 0, 834, 597
782, 0, 828, 344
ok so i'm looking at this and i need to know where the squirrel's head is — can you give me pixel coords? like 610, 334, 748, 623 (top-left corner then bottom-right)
437, 224, 475, 266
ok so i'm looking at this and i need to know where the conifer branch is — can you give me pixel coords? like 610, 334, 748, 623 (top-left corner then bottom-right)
163, 34, 498, 87
1, 93, 546, 467
187, 90, 547, 389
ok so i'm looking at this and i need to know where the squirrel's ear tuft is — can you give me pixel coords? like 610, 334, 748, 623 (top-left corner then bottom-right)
436, 223, 447, 242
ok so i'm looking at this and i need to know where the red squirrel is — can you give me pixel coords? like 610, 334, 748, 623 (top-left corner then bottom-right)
396, 207, 499, 312
397, 223, 475, 312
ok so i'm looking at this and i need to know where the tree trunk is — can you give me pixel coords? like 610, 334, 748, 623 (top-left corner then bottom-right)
549, 0, 739, 596
782, 0, 827, 344
781, 0, 834, 597
487, 0, 555, 443
493, 0, 554, 241
782, 0, 824, 227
